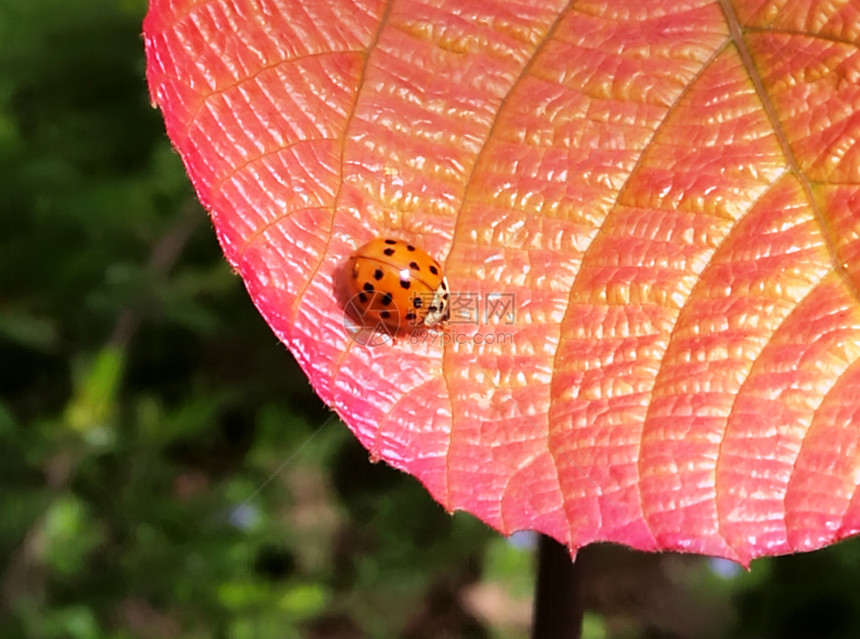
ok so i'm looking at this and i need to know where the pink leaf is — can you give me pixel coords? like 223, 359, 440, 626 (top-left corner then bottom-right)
144, 0, 860, 564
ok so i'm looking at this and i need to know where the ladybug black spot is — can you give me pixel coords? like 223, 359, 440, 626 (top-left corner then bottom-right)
381, 293, 393, 306
358, 293, 368, 304
373, 269, 384, 281
380, 310, 391, 319
384, 248, 395, 256
384, 239, 397, 245
407, 245, 415, 251
405, 312, 417, 321
413, 297, 422, 308
429, 265, 438, 275
400, 280, 411, 290
363, 282, 374, 293
409, 261, 420, 271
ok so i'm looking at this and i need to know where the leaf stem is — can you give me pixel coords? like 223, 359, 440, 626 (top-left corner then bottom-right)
532, 535, 585, 639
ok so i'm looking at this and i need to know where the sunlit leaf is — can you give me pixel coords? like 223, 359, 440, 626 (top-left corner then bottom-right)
144, 0, 860, 564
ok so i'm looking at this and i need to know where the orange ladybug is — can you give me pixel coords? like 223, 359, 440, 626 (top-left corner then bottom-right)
346, 238, 449, 333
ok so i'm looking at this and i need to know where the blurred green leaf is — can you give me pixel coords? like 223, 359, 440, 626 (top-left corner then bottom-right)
0, 308, 59, 352
217, 580, 271, 610
277, 582, 329, 617
581, 613, 607, 639
42, 494, 101, 577
65, 347, 125, 435
31, 605, 100, 639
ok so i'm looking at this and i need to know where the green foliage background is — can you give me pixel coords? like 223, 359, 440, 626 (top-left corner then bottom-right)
2, 1, 860, 638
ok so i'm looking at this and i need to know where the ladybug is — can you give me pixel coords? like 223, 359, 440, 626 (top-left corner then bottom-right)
346, 238, 449, 333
